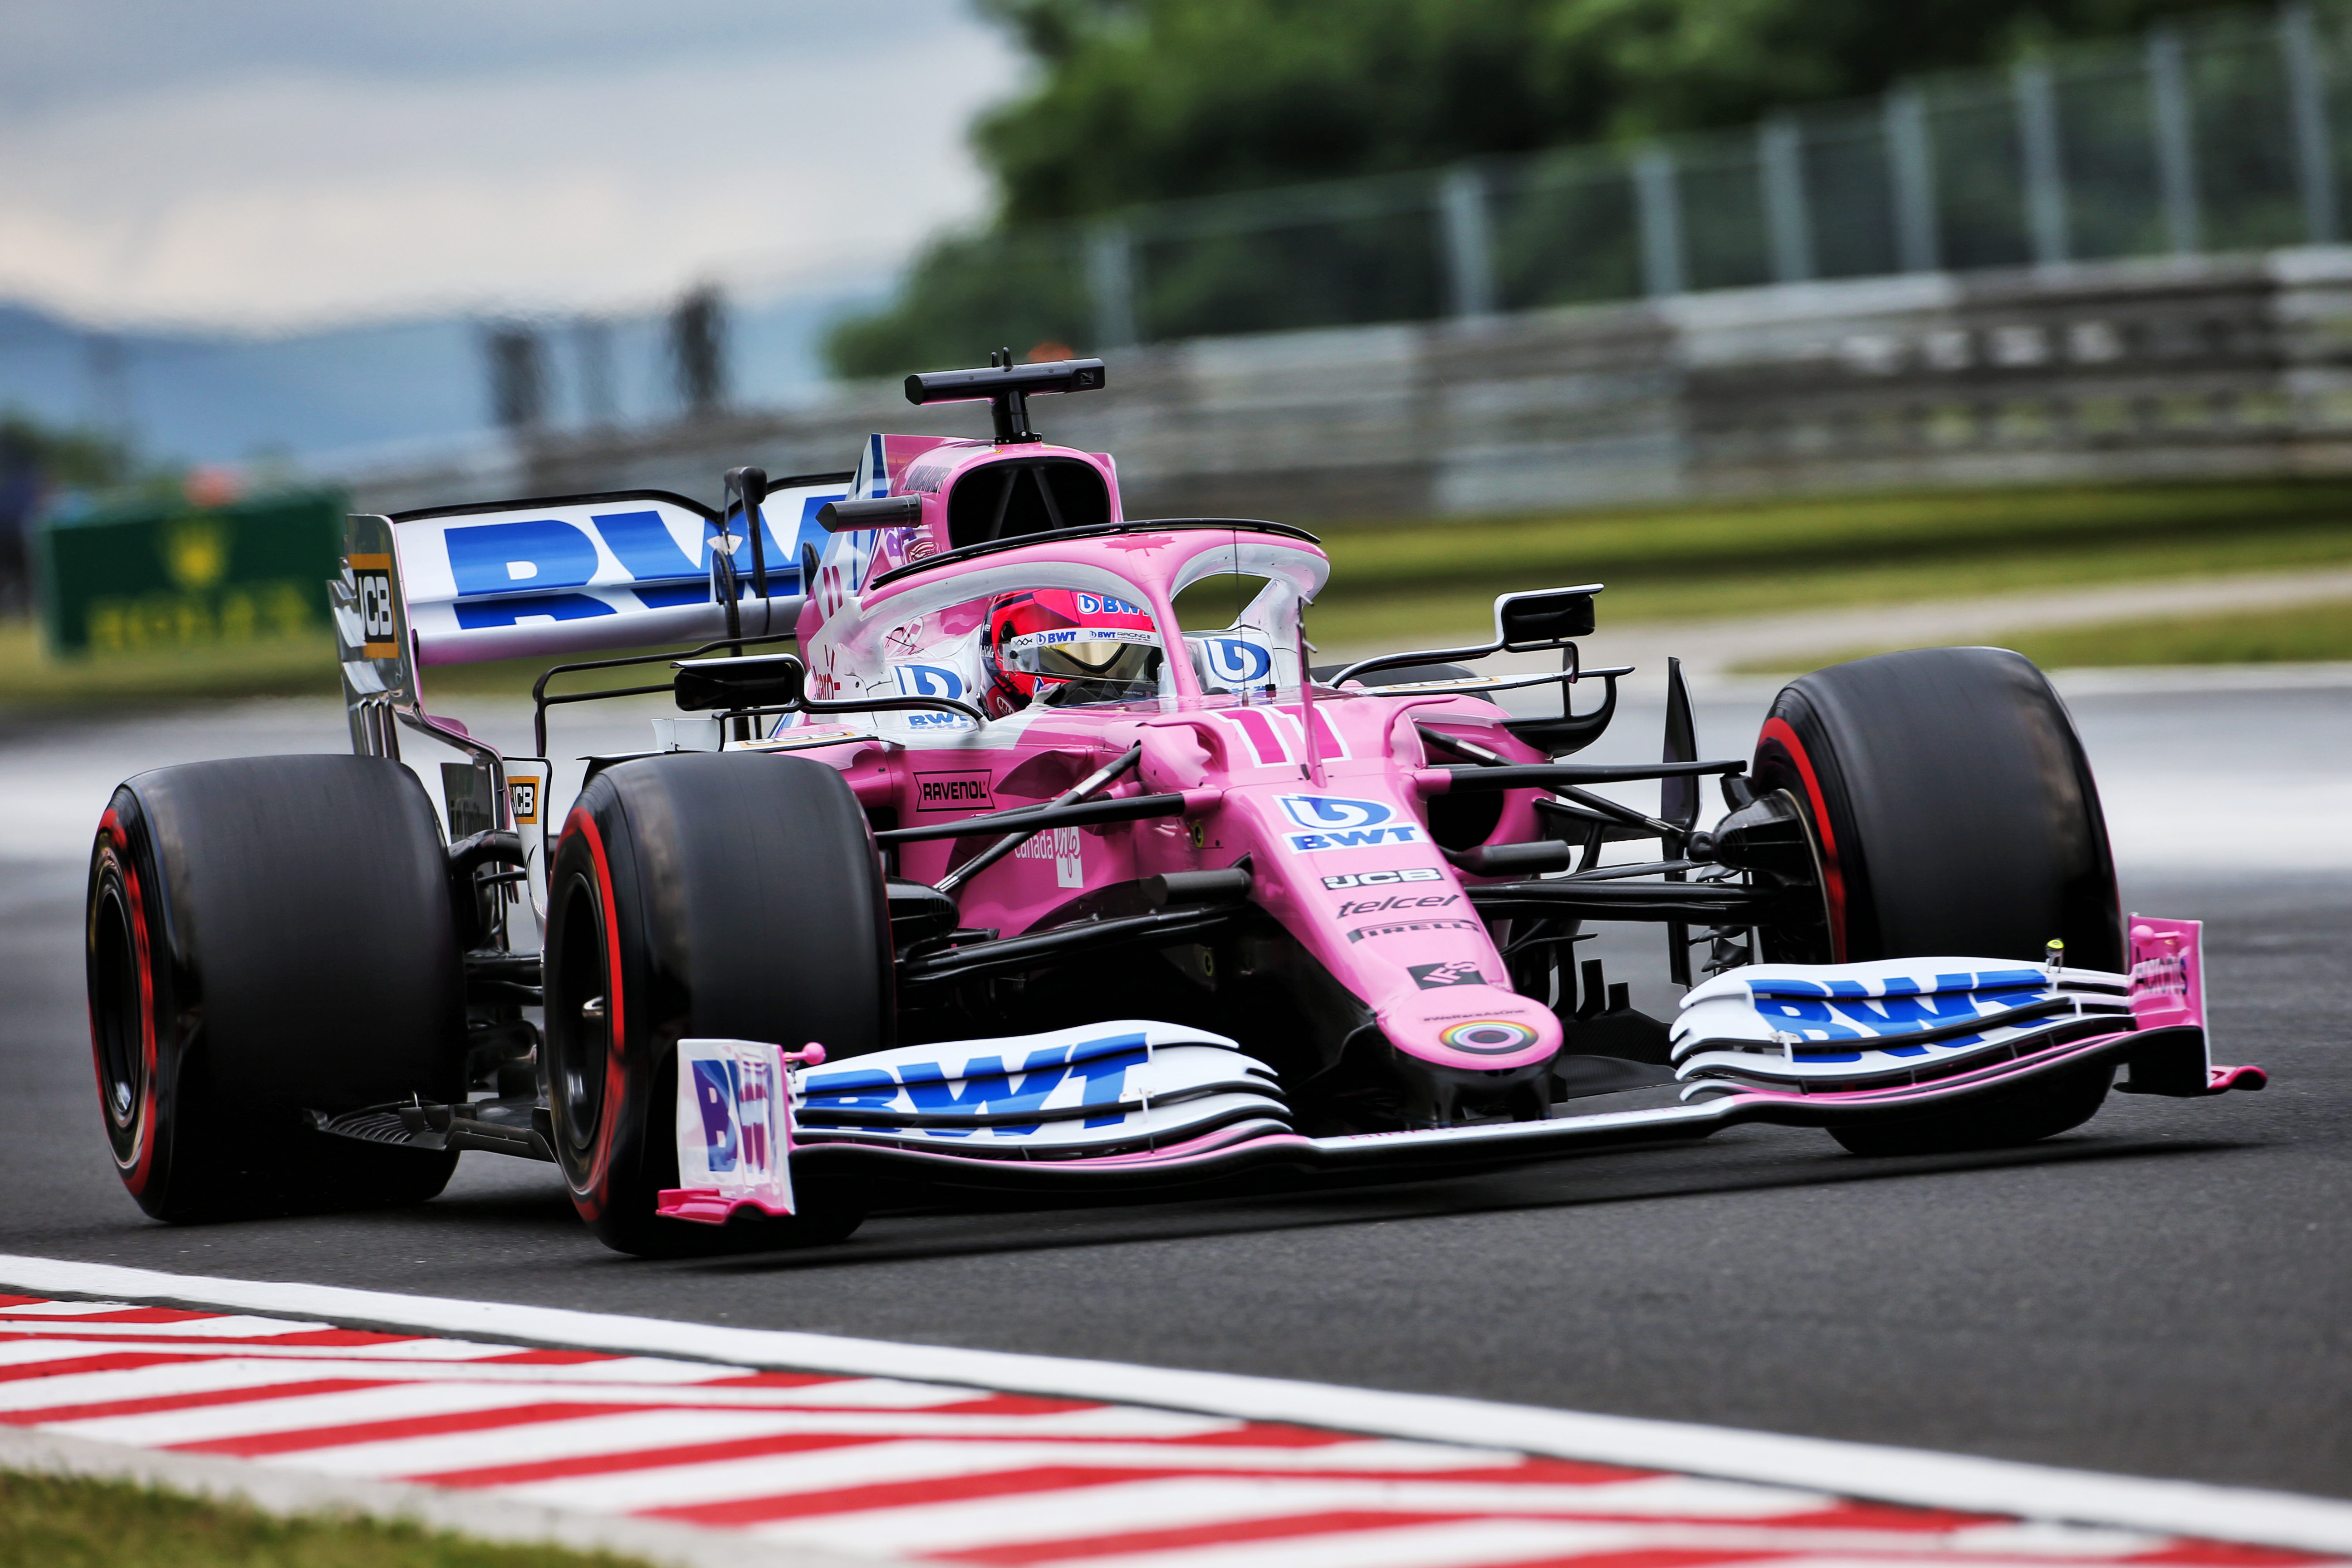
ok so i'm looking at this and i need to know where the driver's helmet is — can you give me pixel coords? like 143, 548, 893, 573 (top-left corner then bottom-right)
980, 588, 1162, 715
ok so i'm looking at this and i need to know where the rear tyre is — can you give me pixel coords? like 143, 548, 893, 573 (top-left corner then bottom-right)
87, 756, 465, 1220
1749, 647, 2122, 1155
542, 752, 890, 1257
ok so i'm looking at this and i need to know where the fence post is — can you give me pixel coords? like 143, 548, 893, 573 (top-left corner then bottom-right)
573, 317, 617, 429
486, 325, 546, 430
1087, 223, 1139, 352
1634, 147, 1686, 298
1885, 84, 1942, 272
2014, 59, 2072, 266
2280, 1, 2339, 245
2147, 25, 2204, 256
1439, 167, 1498, 319
1759, 113, 1816, 284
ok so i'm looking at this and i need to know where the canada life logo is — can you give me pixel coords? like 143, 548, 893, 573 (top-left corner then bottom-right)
1276, 794, 1425, 853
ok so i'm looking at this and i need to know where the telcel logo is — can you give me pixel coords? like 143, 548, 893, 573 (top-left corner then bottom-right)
1276, 794, 1425, 853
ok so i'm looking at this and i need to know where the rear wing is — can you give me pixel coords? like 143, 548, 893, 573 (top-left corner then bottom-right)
328, 472, 851, 897
381, 474, 850, 668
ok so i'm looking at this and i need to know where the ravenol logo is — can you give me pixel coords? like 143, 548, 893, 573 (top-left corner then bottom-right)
1276, 794, 1424, 853
916, 771, 993, 812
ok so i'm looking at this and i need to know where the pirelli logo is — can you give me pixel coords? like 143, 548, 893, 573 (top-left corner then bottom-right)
915, 771, 993, 813
350, 553, 398, 659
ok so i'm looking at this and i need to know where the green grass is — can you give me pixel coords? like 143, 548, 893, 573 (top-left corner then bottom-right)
1307, 477, 2352, 647
0, 619, 681, 712
10, 477, 2352, 707
0, 1469, 649, 1568
0, 619, 341, 708
1734, 596, 2352, 675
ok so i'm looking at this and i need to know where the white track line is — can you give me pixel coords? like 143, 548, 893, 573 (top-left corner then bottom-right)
0, 1253, 2345, 1554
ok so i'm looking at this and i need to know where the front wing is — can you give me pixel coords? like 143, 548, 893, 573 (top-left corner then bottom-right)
658, 917, 2263, 1223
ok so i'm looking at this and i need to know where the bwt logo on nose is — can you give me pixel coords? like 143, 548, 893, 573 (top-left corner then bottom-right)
1275, 794, 1425, 853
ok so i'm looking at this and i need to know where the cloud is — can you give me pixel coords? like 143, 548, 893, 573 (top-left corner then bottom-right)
0, 0, 985, 122
0, 2, 1023, 331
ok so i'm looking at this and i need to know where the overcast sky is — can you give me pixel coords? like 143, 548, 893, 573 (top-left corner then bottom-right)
0, 1, 1024, 332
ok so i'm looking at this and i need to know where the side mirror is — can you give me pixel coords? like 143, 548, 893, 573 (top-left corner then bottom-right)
1328, 581, 1604, 690
1495, 588, 1596, 650
674, 653, 805, 712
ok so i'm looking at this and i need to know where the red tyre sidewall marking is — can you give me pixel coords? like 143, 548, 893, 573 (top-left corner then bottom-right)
560, 808, 630, 1222
1758, 717, 1847, 963
93, 811, 158, 1196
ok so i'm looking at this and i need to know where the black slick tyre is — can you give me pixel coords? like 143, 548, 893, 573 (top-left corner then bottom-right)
542, 752, 889, 1257
1749, 647, 2122, 1156
86, 755, 465, 1220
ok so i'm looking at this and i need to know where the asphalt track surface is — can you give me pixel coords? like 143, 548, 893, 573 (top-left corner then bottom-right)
0, 673, 2345, 1501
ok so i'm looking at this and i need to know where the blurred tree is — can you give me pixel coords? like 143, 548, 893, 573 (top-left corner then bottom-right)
972, 0, 2220, 219
826, 230, 1094, 381
828, 0, 2223, 375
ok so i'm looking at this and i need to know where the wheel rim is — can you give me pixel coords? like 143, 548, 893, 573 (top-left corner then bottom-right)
89, 869, 147, 1148
549, 877, 610, 1153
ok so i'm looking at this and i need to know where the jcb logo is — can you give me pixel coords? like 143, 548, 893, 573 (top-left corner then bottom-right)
508, 780, 539, 825
353, 562, 397, 656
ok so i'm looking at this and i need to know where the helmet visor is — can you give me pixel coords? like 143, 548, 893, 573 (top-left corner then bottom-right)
1006, 627, 1161, 696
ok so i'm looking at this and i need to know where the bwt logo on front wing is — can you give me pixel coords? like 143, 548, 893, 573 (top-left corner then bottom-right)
1276, 794, 1424, 853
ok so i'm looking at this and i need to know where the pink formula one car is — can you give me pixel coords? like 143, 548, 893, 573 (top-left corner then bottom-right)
83, 358, 2263, 1252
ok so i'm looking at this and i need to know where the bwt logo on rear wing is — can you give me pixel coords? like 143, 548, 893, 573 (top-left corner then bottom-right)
383, 480, 848, 667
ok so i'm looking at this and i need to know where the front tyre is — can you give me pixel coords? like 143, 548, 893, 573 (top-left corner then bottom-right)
1749, 647, 2122, 1155
542, 752, 890, 1256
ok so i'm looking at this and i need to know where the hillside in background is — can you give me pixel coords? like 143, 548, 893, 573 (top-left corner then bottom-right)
0, 284, 886, 474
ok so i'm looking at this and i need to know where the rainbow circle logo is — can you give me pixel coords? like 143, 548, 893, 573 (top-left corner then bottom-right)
1438, 1019, 1539, 1054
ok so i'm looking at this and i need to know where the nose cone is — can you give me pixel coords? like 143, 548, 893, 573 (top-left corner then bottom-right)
1373, 985, 1561, 1126
1379, 985, 1560, 1073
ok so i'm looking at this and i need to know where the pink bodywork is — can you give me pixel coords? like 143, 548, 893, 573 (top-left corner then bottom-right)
777, 436, 1565, 1088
